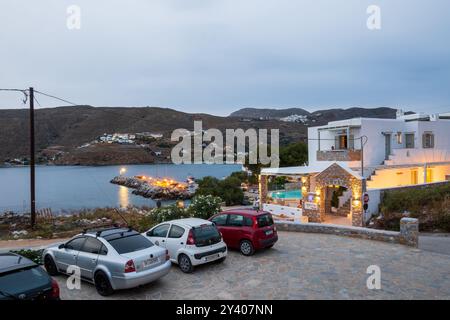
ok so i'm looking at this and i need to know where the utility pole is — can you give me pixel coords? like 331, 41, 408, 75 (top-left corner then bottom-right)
29, 87, 36, 228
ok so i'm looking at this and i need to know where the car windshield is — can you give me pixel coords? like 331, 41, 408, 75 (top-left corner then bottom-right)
257, 214, 274, 228
193, 225, 221, 247
107, 234, 153, 254
0, 266, 49, 297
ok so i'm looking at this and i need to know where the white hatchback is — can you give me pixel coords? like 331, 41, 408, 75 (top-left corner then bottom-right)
143, 218, 227, 273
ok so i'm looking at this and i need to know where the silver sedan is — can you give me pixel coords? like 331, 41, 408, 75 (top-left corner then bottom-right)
43, 227, 171, 296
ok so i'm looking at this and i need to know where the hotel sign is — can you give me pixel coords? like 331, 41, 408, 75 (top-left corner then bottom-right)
304, 202, 318, 210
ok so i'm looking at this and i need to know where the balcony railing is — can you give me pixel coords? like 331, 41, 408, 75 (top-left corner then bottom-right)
317, 149, 362, 161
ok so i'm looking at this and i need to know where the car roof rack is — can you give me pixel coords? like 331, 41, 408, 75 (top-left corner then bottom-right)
82, 224, 123, 236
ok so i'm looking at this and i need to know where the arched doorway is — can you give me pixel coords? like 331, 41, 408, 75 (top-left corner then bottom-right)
314, 164, 364, 227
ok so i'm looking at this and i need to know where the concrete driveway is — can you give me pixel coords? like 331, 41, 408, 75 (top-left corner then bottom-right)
54, 231, 450, 300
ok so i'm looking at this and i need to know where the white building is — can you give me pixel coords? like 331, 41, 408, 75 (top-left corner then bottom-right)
308, 110, 450, 188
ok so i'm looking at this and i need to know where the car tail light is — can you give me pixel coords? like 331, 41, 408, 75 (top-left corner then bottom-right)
165, 249, 170, 261
186, 229, 195, 245
50, 278, 60, 299
124, 259, 136, 273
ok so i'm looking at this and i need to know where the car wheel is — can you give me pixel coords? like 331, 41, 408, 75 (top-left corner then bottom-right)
178, 254, 193, 273
267, 244, 274, 249
44, 255, 59, 276
94, 271, 114, 296
240, 240, 255, 256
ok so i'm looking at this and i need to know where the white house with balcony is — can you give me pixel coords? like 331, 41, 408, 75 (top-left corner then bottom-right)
259, 110, 450, 227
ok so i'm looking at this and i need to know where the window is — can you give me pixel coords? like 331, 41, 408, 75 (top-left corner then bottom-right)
81, 237, 103, 254
65, 237, 86, 251
211, 214, 228, 226
396, 132, 402, 144
244, 216, 254, 227
228, 214, 244, 227
405, 134, 415, 148
410, 170, 418, 185
422, 132, 435, 149
148, 224, 170, 237
168, 225, 185, 238
108, 234, 153, 254
99, 244, 108, 255
426, 168, 433, 183
192, 225, 221, 247
335, 135, 348, 150
0, 266, 49, 296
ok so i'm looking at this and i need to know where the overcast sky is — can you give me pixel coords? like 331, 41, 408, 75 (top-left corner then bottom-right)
1, 0, 450, 115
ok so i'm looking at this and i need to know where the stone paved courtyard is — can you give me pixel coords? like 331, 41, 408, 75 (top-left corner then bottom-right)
56, 231, 450, 300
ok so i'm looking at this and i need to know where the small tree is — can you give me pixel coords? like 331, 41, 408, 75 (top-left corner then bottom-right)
187, 195, 222, 220
151, 204, 189, 223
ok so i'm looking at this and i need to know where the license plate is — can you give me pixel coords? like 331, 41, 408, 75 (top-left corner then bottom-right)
204, 254, 220, 262
265, 230, 273, 236
142, 257, 159, 268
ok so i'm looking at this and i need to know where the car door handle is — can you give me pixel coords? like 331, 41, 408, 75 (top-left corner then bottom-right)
180, 242, 184, 245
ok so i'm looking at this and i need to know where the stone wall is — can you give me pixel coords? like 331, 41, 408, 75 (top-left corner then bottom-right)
259, 175, 268, 210
317, 150, 362, 161
276, 217, 419, 247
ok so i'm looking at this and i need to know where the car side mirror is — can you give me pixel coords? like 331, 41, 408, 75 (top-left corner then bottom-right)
58, 243, 65, 249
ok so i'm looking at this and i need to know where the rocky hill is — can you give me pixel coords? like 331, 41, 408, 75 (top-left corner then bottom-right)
0, 106, 307, 162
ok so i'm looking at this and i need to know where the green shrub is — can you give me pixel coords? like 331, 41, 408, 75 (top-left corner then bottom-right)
187, 195, 222, 220
151, 204, 190, 223
10, 249, 43, 265
195, 176, 244, 206
380, 183, 450, 232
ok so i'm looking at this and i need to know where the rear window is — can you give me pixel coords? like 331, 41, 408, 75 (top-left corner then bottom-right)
193, 225, 221, 247
257, 214, 274, 228
107, 234, 153, 254
0, 266, 50, 297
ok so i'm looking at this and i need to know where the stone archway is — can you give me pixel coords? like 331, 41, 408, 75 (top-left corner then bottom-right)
314, 163, 364, 227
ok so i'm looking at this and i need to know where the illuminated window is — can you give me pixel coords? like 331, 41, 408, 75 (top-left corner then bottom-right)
396, 132, 402, 144
426, 168, 433, 183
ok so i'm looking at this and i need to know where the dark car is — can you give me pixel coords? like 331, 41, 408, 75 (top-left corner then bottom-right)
209, 209, 278, 256
0, 252, 60, 300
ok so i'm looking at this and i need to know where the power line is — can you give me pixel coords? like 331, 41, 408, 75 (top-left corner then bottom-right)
33, 90, 162, 126
0, 88, 29, 104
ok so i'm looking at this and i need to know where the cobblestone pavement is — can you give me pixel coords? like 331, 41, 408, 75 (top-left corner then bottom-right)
56, 231, 450, 300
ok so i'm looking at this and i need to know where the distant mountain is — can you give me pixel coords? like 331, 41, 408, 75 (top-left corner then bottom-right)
230, 107, 399, 124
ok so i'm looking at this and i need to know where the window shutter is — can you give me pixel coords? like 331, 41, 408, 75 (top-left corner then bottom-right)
335, 136, 339, 150
431, 134, 435, 148
422, 134, 426, 148
349, 135, 354, 150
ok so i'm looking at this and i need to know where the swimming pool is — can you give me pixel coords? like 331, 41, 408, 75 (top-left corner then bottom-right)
269, 190, 302, 199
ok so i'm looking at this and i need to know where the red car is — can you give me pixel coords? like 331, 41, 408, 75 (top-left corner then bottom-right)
209, 209, 278, 256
